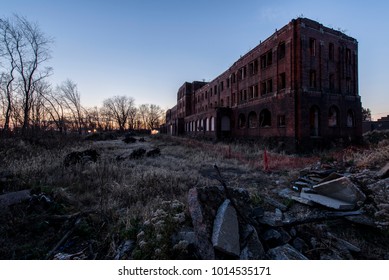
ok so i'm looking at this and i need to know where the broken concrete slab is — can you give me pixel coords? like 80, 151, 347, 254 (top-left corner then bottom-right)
212, 199, 240, 257
240, 224, 265, 260
300, 190, 355, 210
312, 177, 366, 204
267, 244, 308, 260
187, 188, 215, 260
0, 189, 31, 209
278, 188, 315, 206
376, 162, 389, 179
257, 209, 283, 227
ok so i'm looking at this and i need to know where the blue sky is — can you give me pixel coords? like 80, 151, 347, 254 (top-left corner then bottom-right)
1, 0, 388, 119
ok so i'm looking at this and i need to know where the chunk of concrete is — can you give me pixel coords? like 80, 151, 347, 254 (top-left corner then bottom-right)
300, 190, 355, 210
187, 188, 215, 259
267, 244, 308, 260
212, 199, 240, 257
0, 189, 31, 209
240, 225, 266, 260
312, 177, 366, 204
377, 162, 389, 179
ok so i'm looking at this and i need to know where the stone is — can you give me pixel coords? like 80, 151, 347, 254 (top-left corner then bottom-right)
267, 244, 308, 260
0, 189, 31, 209
278, 188, 314, 206
300, 190, 355, 210
187, 188, 215, 260
377, 162, 389, 179
312, 177, 366, 204
262, 229, 282, 247
240, 225, 266, 260
212, 199, 240, 257
257, 210, 283, 227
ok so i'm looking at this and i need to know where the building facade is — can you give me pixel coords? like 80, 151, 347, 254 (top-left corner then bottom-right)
163, 18, 362, 152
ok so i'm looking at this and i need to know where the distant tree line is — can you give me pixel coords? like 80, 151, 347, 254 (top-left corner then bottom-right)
0, 15, 165, 136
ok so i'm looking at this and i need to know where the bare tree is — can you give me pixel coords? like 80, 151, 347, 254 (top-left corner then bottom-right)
137, 104, 164, 130
102, 95, 136, 131
0, 15, 52, 133
58, 79, 83, 133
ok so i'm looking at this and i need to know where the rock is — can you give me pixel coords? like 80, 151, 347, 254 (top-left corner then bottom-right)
262, 229, 282, 247
212, 199, 240, 257
300, 189, 355, 210
64, 149, 99, 166
187, 188, 215, 260
278, 188, 314, 206
257, 210, 283, 227
240, 225, 265, 260
267, 244, 309, 260
292, 237, 309, 253
252, 207, 265, 219
146, 148, 161, 157
0, 189, 31, 208
114, 240, 135, 260
263, 197, 287, 211
173, 229, 196, 246
312, 177, 366, 204
377, 162, 389, 179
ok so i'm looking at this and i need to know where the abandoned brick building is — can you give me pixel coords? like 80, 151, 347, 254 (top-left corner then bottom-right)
163, 17, 362, 151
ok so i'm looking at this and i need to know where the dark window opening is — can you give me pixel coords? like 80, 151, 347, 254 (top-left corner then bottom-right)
249, 59, 259, 75
248, 112, 258, 128
346, 77, 351, 93
226, 78, 230, 88
310, 106, 320, 136
260, 50, 273, 69
238, 114, 246, 129
329, 43, 334, 60
267, 79, 273, 93
347, 110, 355, 128
309, 38, 316, 56
279, 73, 286, 89
329, 74, 334, 91
259, 109, 271, 127
277, 115, 286, 127
278, 42, 286, 60
310, 70, 317, 88
346, 48, 352, 65
328, 106, 339, 127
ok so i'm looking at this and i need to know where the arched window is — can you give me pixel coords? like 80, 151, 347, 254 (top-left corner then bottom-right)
248, 111, 258, 128
310, 106, 320, 136
210, 117, 215, 131
238, 114, 246, 129
328, 106, 339, 127
347, 109, 355, 127
259, 109, 271, 127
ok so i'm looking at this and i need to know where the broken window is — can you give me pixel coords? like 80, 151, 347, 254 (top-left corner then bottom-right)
248, 112, 258, 128
328, 106, 339, 127
347, 110, 355, 127
238, 114, 246, 129
329, 43, 334, 60
260, 50, 273, 68
278, 42, 286, 60
309, 38, 316, 56
310, 70, 317, 88
259, 109, 271, 127
310, 106, 320, 136
279, 73, 286, 90
277, 115, 286, 127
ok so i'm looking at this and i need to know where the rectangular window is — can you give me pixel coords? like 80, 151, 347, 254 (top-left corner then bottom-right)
249, 60, 258, 75
253, 84, 259, 98
329, 74, 334, 91
260, 54, 267, 69
260, 50, 273, 69
309, 38, 316, 56
267, 79, 273, 93
346, 48, 352, 64
231, 73, 236, 83
227, 96, 230, 107
329, 43, 334, 60
278, 42, 286, 60
261, 81, 267, 96
279, 73, 286, 89
277, 115, 286, 127
267, 51, 272, 66
346, 77, 351, 93
248, 87, 253, 99
220, 81, 224, 91
310, 70, 316, 88
226, 78, 230, 88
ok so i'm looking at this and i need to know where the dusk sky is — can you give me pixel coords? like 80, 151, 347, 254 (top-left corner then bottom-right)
1, 0, 388, 120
